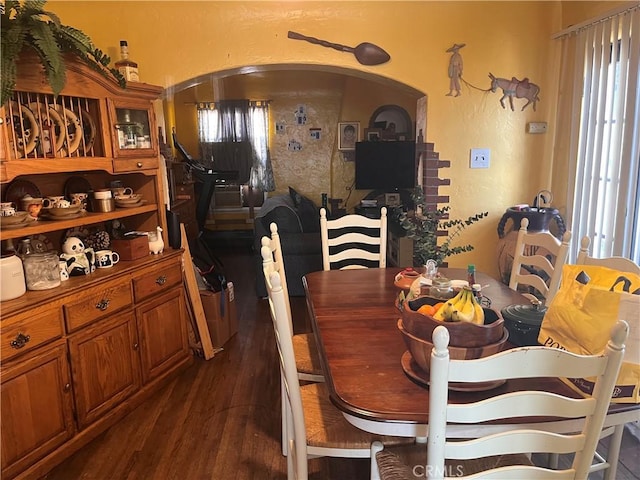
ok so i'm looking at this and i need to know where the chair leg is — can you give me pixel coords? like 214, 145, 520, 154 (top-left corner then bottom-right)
370, 441, 384, 480
281, 377, 288, 457
603, 424, 624, 480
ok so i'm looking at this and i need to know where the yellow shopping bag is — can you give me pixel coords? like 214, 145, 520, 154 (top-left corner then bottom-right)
538, 264, 640, 403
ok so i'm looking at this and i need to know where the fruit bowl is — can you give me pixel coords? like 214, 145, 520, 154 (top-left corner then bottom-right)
398, 318, 509, 373
398, 295, 505, 348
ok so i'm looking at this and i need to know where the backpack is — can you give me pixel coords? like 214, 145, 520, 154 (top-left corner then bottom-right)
188, 235, 227, 293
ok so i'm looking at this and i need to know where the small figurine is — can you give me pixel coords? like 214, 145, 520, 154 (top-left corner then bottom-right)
148, 226, 164, 254
60, 236, 95, 276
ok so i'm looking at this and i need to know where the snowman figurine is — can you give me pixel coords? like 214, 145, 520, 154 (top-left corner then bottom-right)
60, 236, 95, 276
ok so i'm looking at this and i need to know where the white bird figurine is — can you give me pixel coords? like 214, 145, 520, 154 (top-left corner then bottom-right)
148, 226, 165, 254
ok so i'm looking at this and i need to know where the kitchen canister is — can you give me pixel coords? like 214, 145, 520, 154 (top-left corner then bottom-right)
23, 252, 61, 290
0, 254, 27, 300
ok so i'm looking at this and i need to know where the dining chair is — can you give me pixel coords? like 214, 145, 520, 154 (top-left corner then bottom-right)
320, 207, 387, 270
371, 320, 629, 480
577, 236, 640, 274
262, 264, 413, 479
261, 222, 324, 456
509, 217, 572, 305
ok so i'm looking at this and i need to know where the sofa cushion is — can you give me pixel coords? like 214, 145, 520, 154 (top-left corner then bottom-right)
289, 186, 320, 233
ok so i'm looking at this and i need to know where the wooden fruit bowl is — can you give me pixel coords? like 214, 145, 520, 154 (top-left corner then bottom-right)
398, 295, 505, 348
398, 318, 509, 373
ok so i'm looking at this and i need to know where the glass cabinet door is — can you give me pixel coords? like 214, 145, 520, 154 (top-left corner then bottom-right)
108, 99, 158, 159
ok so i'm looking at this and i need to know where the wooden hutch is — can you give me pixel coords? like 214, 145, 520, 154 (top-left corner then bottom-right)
0, 54, 192, 479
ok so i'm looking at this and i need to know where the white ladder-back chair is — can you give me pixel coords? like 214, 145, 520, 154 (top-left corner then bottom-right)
263, 266, 412, 480
509, 217, 572, 305
261, 223, 324, 457
371, 321, 628, 480
320, 207, 387, 271
577, 236, 640, 275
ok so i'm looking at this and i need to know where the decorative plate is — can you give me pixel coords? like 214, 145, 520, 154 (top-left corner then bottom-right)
6, 102, 39, 158
56, 107, 83, 155
0, 215, 36, 230
3, 179, 42, 208
40, 210, 87, 221
78, 109, 97, 155
28, 102, 66, 154
29, 234, 55, 253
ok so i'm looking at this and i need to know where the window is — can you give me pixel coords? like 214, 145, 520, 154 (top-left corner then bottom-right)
558, 7, 639, 262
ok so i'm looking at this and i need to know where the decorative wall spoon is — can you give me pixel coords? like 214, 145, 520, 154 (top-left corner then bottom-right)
287, 31, 391, 66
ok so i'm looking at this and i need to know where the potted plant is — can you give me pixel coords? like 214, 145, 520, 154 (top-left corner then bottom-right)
1, 0, 125, 105
398, 187, 488, 266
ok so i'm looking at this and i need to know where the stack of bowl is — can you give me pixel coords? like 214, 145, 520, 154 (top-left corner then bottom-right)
114, 193, 143, 208
398, 295, 509, 373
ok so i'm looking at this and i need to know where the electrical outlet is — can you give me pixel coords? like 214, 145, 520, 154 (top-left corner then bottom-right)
470, 148, 490, 169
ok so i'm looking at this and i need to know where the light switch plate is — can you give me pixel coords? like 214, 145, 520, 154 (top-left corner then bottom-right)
526, 122, 547, 134
470, 148, 490, 169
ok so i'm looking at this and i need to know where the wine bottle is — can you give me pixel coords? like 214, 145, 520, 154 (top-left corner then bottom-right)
115, 40, 139, 82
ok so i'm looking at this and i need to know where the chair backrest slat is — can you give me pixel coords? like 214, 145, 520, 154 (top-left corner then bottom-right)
320, 207, 387, 270
509, 217, 572, 305
576, 236, 640, 275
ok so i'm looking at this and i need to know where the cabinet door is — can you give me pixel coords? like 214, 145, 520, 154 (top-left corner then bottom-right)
68, 312, 141, 429
136, 287, 189, 384
1, 340, 75, 480
107, 98, 159, 163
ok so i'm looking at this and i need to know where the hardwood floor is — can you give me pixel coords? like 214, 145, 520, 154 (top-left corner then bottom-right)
44, 240, 639, 480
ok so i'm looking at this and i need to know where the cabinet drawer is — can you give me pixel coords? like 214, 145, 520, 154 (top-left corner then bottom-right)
133, 260, 182, 302
1, 307, 64, 362
113, 157, 158, 172
64, 278, 133, 333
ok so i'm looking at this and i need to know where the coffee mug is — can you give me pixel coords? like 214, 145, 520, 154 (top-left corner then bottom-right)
112, 187, 134, 198
20, 195, 43, 219
95, 250, 120, 268
42, 196, 66, 208
1, 202, 16, 216
70, 192, 88, 206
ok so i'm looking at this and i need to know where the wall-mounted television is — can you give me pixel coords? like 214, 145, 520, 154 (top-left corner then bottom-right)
355, 141, 416, 190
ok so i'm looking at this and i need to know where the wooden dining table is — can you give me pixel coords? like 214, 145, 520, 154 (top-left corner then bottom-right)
303, 267, 640, 479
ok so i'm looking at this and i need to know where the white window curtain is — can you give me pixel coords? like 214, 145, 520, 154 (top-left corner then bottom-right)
555, 6, 640, 262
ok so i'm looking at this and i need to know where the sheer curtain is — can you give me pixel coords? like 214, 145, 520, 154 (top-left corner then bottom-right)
197, 100, 274, 191
554, 6, 640, 262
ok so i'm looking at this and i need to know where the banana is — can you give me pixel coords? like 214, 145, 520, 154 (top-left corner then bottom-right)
451, 289, 476, 323
472, 294, 485, 325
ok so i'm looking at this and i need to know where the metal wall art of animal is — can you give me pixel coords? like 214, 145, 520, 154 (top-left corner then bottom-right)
489, 73, 540, 111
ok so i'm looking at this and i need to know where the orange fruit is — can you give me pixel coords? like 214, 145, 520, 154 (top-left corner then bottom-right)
432, 302, 445, 313
417, 304, 436, 316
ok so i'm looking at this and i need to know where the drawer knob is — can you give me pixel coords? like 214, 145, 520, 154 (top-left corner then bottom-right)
95, 299, 110, 311
64, 383, 71, 392
137, 162, 143, 168
133, 343, 139, 350
10, 333, 31, 349
156, 275, 167, 285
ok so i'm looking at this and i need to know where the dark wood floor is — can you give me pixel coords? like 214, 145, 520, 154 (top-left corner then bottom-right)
45, 238, 639, 479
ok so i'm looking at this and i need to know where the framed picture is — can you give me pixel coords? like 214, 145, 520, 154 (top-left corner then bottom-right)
338, 122, 359, 151
364, 128, 382, 141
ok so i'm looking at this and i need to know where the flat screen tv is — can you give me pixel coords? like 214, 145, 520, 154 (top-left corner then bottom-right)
355, 141, 416, 190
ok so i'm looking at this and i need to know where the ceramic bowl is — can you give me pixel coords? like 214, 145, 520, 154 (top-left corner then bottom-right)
398, 318, 509, 373
114, 194, 142, 204
399, 295, 505, 348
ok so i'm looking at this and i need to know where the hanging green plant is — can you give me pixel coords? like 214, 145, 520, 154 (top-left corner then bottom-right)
1, 0, 126, 105
399, 187, 489, 266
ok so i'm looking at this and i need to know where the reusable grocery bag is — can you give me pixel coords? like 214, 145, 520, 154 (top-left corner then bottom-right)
538, 264, 640, 403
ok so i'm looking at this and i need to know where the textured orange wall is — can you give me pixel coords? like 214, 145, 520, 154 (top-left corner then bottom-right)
47, 1, 614, 276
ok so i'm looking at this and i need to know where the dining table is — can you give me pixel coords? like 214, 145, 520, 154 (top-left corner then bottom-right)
303, 267, 640, 479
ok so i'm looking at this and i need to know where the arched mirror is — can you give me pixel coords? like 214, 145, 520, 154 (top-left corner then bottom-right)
368, 104, 413, 141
